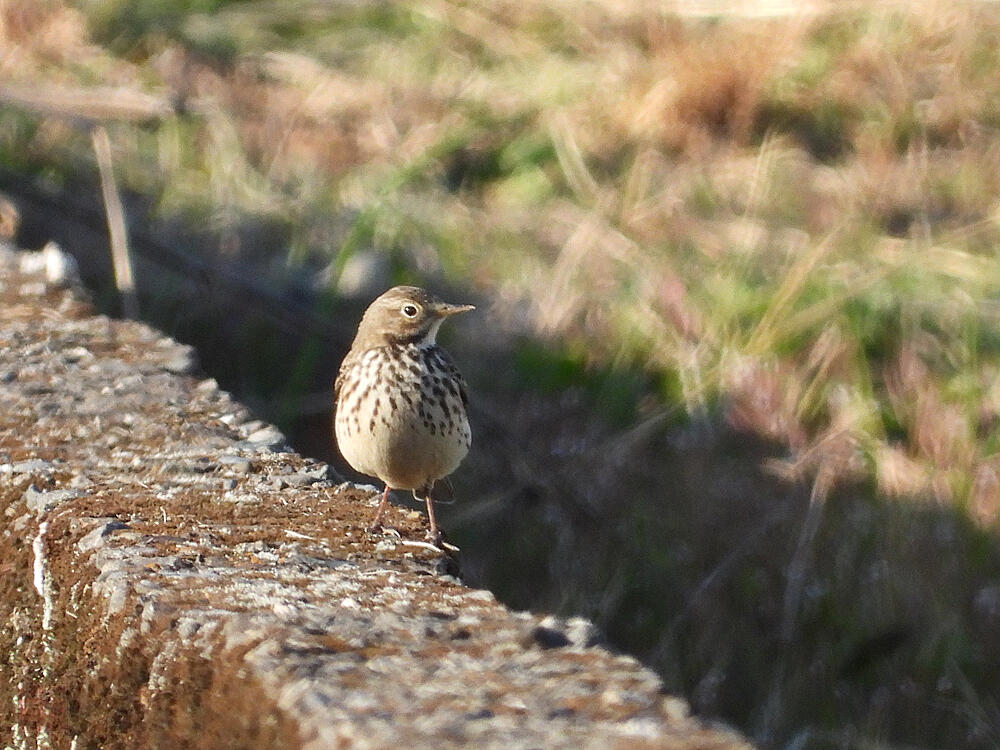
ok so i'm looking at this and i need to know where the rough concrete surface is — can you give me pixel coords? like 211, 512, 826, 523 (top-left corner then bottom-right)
0, 242, 752, 749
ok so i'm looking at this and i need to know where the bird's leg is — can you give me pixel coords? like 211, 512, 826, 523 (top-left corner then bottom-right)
416, 485, 460, 553
369, 485, 392, 531
416, 484, 440, 541
424, 495, 439, 540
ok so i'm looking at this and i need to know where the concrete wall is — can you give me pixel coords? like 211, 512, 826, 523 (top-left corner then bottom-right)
0, 243, 752, 749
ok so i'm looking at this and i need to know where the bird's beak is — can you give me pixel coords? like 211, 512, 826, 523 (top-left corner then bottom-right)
436, 303, 475, 317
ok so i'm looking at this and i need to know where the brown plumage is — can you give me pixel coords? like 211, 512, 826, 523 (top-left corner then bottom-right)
334, 286, 473, 539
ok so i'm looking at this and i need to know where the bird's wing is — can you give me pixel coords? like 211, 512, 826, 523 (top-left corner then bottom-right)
454, 366, 469, 409
437, 349, 468, 408
333, 354, 352, 402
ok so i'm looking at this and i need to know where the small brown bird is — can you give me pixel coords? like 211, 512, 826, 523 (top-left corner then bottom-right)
334, 286, 474, 539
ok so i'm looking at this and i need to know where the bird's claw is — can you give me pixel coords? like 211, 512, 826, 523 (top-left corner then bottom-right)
425, 528, 460, 553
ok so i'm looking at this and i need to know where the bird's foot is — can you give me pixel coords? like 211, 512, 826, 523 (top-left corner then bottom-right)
369, 523, 401, 538
425, 527, 460, 553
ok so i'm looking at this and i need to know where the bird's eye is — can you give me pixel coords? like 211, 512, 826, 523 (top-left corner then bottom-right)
401, 304, 419, 318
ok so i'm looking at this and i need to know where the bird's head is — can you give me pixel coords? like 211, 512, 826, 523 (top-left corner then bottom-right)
352, 286, 474, 349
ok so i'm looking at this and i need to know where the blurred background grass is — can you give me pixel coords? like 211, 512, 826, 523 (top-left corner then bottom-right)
4, 0, 1000, 747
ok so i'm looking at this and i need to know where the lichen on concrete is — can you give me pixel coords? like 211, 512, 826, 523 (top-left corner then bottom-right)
0, 242, 752, 749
